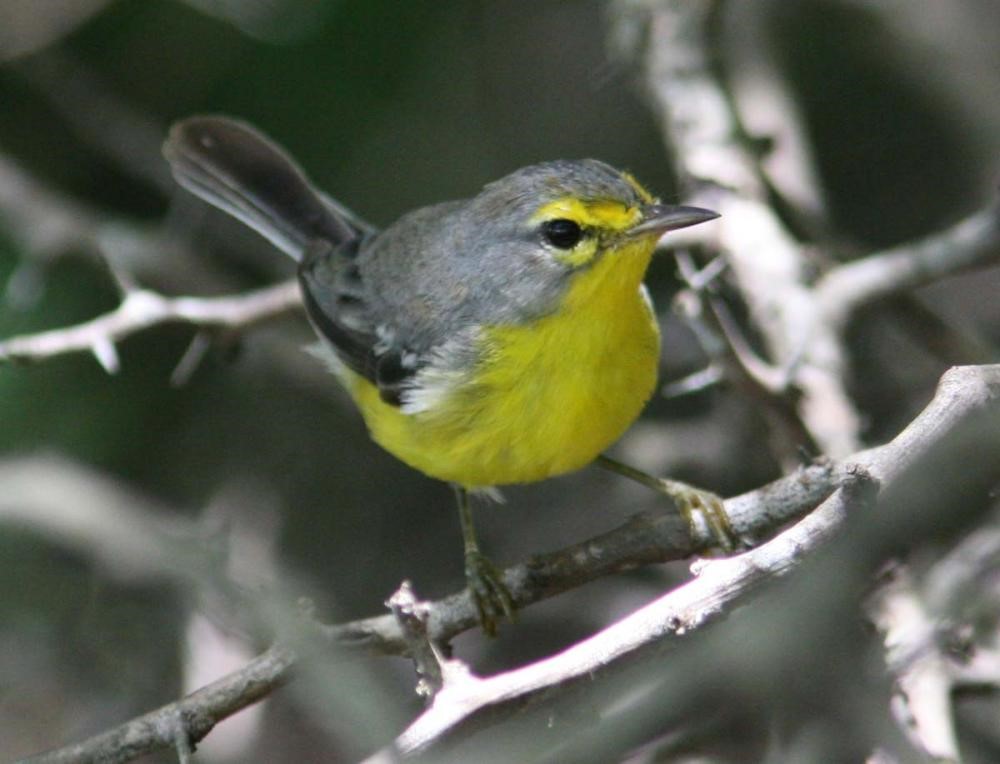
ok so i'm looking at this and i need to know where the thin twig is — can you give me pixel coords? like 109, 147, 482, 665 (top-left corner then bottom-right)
386, 581, 445, 699
0, 280, 301, 366
817, 205, 1000, 330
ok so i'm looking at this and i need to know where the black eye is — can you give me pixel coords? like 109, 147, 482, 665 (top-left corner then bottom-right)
541, 218, 583, 249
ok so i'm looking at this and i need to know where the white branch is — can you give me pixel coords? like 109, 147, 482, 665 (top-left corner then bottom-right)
641, 3, 1000, 461
15, 364, 1000, 764
642, 1, 863, 457
867, 565, 962, 762
0, 280, 301, 366
386, 364, 1000, 757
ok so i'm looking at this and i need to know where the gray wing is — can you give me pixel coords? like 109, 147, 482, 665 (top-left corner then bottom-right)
298, 236, 430, 407
299, 199, 490, 407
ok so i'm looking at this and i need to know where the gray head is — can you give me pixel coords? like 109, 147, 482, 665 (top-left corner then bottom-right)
464, 159, 657, 271
360, 159, 719, 347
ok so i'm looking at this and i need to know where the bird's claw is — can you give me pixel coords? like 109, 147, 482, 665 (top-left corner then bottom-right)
465, 550, 515, 636
659, 480, 737, 552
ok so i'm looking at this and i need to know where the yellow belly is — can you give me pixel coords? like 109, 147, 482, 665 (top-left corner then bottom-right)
349, 243, 659, 487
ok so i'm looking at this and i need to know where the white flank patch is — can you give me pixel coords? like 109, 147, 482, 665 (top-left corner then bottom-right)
398, 367, 460, 415
398, 329, 481, 415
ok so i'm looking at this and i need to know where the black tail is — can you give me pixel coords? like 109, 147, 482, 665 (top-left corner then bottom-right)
163, 116, 363, 260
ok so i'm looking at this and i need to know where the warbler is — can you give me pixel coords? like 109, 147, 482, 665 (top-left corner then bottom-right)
164, 116, 721, 633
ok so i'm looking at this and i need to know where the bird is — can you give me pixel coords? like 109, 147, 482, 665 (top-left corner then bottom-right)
163, 116, 721, 633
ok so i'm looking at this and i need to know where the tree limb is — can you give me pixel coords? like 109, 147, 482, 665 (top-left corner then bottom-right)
383, 364, 1000, 757
18, 646, 296, 764
640, 0, 864, 458
17, 365, 999, 764
0, 280, 301, 369
638, 2, 1000, 463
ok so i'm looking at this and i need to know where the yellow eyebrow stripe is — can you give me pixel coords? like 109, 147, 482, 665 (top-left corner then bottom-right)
621, 171, 655, 204
532, 196, 642, 231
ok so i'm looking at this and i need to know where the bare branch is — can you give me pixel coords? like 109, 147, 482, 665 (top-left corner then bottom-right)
0, 451, 842, 654
330, 459, 841, 652
817, 205, 1000, 330
390, 474, 879, 758
6, 454, 836, 763
0, 280, 301, 365
0, 151, 338, 389
19, 646, 296, 764
4, 5, 998, 756
386, 582, 445, 699
385, 364, 1000, 757
867, 564, 962, 762
670, 252, 817, 463
640, 3, 1000, 464
21, 365, 995, 764
632, 7, 1000, 760
641, 1, 864, 457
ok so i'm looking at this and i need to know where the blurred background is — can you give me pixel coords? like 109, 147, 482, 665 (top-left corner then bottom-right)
1, 0, 999, 761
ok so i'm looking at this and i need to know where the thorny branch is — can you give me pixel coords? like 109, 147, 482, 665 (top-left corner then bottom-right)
16, 365, 1000, 764
386, 364, 1000, 759
0, 147, 329, 383
0, 280, 301, 371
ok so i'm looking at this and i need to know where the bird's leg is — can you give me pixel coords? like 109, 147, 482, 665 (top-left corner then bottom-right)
595, 455, 736, 552
454, 485, 515, 635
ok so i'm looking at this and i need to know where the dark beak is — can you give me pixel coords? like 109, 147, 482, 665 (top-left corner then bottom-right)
629, 204, 719, 237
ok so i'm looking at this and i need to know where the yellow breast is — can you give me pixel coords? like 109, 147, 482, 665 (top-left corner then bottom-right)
349, 238, 660, 487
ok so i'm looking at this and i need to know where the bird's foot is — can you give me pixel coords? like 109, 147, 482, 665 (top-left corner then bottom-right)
464, 549, 515, 636
657, 479, 737, 553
